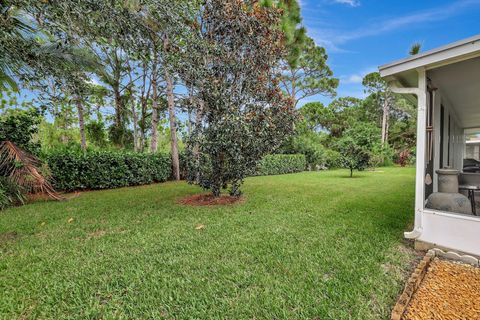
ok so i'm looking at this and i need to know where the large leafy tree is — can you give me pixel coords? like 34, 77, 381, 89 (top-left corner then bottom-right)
300, 97, 363, 138
7, 0, 184, 158
267, 0, 306, 67
179, 0, 297, 197
279, 36, 338, 106
263, 1, 337, 106
362, 72, 394, 146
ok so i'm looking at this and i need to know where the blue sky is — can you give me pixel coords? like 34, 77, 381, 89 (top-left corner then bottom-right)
12, 1, 480, 116
300, 0, 480, 106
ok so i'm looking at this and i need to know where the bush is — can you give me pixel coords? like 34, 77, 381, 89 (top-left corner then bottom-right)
280, 132, 340, 170
44, 151, 171, 191
0, 177, 26, 210
369, 144, 395, 168
323, 148, 341, 169
0, 107, 42, 155
256, 154, 306, 176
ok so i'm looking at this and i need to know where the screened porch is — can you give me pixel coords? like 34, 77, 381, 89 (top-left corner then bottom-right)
379, 35, 480, 256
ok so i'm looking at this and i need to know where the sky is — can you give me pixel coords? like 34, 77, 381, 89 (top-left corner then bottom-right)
299, 0, 480, 106
11, 0, 480, 116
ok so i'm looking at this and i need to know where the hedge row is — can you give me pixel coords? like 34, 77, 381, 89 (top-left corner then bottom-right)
256, 154, 306, 176
44, 151, 305, 192
44, 151, 171, 191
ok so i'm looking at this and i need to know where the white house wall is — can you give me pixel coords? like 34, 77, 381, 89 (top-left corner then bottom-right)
420, 210, 480, 256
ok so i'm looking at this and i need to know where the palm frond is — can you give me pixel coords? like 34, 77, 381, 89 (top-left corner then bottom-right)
0, 141, 62, 201
1, 4, 34, 38
409, 42, 422, 56
0, 69, 18, 91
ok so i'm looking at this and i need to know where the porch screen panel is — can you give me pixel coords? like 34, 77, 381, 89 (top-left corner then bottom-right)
440, 105, 445, 168
425, 90, 434, 198
448, 115, 451, 167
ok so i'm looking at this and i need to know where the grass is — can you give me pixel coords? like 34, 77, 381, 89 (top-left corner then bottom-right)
0, 167, 417, 319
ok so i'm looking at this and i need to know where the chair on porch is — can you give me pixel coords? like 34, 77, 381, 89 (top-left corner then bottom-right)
459, 172, 480, 215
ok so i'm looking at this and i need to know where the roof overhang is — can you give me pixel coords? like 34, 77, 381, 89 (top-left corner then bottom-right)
379, 35, 480, 129
379, 34, 480, 78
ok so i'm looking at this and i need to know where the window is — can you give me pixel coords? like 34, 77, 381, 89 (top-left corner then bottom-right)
465, 129, 480, 161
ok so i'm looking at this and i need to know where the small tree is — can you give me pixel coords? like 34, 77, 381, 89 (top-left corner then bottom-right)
335, 122, 380, 177
179, 0, 297, 197
336, 136, 370, 177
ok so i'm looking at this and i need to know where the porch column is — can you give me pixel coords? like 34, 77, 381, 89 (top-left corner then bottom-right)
389, 68, 427, 238
413, 68, 427, 234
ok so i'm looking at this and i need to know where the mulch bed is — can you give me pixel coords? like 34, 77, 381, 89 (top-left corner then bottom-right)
178, 194, 244, 206
403, 258, 480, 320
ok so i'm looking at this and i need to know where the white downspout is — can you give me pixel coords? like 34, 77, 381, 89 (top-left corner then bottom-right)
390, 68, 427, 239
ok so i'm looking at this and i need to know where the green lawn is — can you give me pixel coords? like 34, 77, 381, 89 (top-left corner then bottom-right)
0, 167, 417, 319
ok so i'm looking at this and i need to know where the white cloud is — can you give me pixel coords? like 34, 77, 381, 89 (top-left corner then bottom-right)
333, 0, 360, 7
310, 0, 480, 52
340, 66, 376, 84
342, 74, 363, 84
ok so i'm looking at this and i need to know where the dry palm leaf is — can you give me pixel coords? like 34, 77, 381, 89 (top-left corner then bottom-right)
0, 141, 62, 200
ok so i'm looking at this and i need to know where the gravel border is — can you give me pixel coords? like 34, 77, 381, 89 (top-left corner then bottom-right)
391, 248, 480, 320
391, 251, 434, 320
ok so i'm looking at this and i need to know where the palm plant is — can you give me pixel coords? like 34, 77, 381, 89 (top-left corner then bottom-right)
0, 141, 62, 201
409, 42, 422, 55
0, 2, 33, 91
0, 176, 25, 209
1, 2, 100, 92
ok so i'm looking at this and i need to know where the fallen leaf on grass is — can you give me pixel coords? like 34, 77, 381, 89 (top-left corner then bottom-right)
195, 224, 205, 230
67, 218, 74, 223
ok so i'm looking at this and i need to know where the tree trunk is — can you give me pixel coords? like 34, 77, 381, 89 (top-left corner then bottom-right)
165, 67, 180, 181
291, 67, 298, 106
187, 88, 193, 136
187, 109, 192, 136
75, 97, 87, 151
150, 52, 159, 153
193, 93, 204, 183
139, 64, 150, 153
140, 96, 147, 152
164, 35, 180, 181
381, 97, 388, 145
350, 168, 353, 177
131, 103, 139, 152
112, 52, 123, 130
385, 104, 390, 144
113, 83, 122, 128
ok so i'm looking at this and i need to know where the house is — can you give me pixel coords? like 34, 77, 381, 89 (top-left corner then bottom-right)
379, 35, 480, 257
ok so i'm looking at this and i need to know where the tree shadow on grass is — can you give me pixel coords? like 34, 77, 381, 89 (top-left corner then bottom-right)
338, 175, 366, 179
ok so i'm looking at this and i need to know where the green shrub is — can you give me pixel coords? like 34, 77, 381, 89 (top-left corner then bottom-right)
0, 107, 42, 155
280, 132, 339, 170
323, 148, 341, 169
256, 154, 306, 176
0, 177, 26, 210
44, 151, 171, 191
